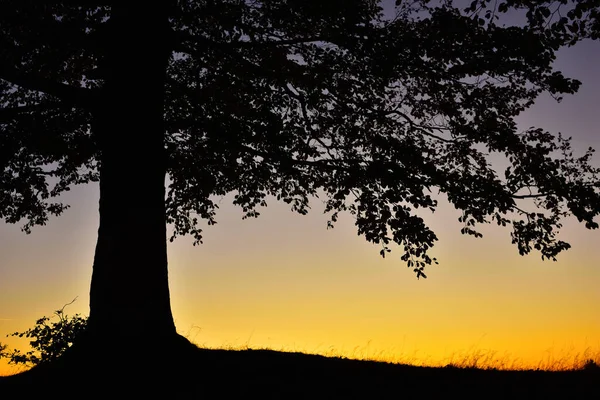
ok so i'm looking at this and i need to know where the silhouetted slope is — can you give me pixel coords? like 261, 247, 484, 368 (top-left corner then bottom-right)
0, 347, 597, 398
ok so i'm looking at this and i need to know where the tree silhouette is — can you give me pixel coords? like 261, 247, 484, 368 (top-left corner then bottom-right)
1, 0, 599, 362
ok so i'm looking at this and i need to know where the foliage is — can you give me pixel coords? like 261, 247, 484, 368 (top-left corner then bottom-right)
0, 0, 599, 280
475, 0, 600, 43
0, 301, 88, 367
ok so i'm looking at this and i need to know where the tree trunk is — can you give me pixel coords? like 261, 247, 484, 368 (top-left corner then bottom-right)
87, 3, 176, 342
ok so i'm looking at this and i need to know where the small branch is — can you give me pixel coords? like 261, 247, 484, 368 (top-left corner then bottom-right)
284, 84, 345, 164
45, 0, 113, 6
245, 36, 333, 47
171, 30, 339, 52
511, 192, 555, 199
0, 103, 66, 122
385, 109, 454, 143
0, 66, 95, 108
326, 89, 454, 144
236, 142, 356, 173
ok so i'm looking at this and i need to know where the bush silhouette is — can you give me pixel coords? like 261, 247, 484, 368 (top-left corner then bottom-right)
0, 300, 87, 367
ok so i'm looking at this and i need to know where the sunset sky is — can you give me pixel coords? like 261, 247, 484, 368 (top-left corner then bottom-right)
1, 3, 600, 376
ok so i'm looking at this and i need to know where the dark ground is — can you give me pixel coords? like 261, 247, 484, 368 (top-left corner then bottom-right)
0, 343, 598, 399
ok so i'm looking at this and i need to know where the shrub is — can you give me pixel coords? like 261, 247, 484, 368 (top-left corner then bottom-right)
0, 300, 88, 367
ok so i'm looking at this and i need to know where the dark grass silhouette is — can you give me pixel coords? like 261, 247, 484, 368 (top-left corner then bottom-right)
1, 339, 598, 398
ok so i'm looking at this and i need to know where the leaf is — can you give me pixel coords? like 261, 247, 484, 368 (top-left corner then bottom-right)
541, 7, 551, 18
568, 22, 579, 33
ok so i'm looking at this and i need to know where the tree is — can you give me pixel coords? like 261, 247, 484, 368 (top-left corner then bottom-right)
1, 0, 599, 364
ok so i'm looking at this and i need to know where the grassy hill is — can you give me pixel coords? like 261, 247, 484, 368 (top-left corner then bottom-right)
1, 345, 598, 398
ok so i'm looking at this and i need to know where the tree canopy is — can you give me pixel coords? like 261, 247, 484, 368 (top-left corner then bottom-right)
1, 0, 599, 282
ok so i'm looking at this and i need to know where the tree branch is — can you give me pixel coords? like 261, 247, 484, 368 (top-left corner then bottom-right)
171, 30, 339, 52
326, 89, 455, 144
48, 0, 113, 6
0, 104, 64, 123
236, 142, 356, 172
511, 192, 555, 199
245, 36, 334, 47
0, 65, 95, 108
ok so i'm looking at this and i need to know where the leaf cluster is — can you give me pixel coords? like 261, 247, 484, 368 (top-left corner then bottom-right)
466, 0, 600, 44
0, 302, 87, 367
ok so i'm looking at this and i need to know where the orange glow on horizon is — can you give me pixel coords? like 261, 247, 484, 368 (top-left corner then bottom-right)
2, 199, 599, 377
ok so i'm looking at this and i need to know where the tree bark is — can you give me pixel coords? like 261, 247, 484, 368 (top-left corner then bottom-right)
87, 3, 176, 341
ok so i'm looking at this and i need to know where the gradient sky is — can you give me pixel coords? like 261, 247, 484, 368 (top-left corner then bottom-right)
1, 4, 600, 376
